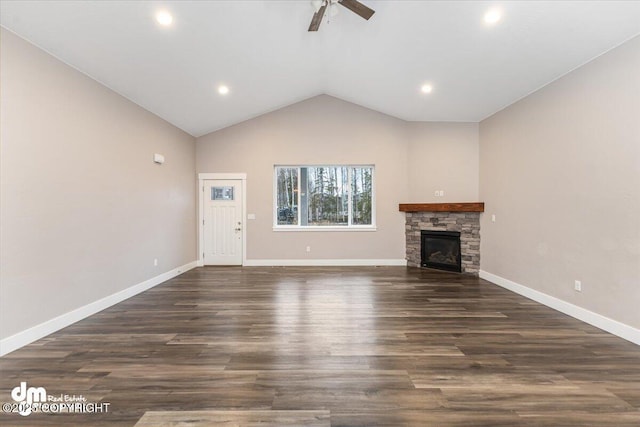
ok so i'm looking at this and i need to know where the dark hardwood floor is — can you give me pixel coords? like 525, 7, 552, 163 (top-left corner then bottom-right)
1, 266, 639, 426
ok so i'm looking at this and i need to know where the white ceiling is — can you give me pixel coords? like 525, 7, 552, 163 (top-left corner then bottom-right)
2, 1, 640, 137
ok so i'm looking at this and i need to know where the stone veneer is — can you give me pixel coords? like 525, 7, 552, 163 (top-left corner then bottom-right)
405, 212, 481, 275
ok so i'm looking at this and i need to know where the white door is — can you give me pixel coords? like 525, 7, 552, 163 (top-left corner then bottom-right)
203, 179, 243, 265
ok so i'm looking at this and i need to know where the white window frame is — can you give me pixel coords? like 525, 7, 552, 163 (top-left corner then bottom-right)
273, 165, 377, 232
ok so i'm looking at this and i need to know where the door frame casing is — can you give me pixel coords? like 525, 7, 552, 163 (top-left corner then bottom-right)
198, 173, 247, 267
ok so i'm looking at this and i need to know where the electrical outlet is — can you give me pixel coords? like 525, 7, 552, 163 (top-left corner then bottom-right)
574, 280, 582, 292
434, 190, 439, 196
306, 246, 311, 252
153, 258, 158, 267
491, 214, 496, 222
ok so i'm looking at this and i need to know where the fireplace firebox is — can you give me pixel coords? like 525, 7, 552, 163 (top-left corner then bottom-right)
421, 230, 462, 273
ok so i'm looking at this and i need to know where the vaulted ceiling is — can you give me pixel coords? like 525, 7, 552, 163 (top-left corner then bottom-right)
2, 1, 639, 137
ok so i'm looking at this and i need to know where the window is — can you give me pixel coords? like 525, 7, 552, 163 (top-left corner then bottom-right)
211, 186, 234, 201
275, 165, 375, 229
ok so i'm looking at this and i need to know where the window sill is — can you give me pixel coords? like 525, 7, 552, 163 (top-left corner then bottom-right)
273, 226, 377, 232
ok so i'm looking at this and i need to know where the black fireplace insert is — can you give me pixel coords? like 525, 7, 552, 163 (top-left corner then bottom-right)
421, 230, 462, 273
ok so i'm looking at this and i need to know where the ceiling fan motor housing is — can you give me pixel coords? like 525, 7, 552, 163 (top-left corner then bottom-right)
308, 0, 375, 32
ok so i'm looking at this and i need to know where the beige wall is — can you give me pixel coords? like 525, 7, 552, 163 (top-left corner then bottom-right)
479, 36, 640, 329
196, 95, 479, 261
407, 122, 479, 202
0, 29, 197, 340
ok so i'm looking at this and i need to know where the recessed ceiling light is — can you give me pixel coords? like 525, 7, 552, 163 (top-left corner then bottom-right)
484, 8, 502, 25
156, 10, 173, 26
421, 84, 433, 94
218, 85, 230, 95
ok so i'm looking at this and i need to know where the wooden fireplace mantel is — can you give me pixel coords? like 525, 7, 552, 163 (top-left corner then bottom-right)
399, 202, 485, 213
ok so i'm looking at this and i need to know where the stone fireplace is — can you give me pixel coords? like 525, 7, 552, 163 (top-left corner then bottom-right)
400, 203, 482, 275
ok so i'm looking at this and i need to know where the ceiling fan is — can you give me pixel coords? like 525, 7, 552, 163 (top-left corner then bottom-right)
308, 0, 375, 32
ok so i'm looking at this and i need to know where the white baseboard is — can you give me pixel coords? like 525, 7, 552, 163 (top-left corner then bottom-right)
0, 261, 198, 357
243, 259, 407, 267
479, 270, 640, 346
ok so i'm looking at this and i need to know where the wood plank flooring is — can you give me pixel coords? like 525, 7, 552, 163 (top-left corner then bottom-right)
1, 266, 639, 426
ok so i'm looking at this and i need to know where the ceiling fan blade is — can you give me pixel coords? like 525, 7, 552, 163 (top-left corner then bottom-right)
308, 4, 327, 31
338, 0, 375, 20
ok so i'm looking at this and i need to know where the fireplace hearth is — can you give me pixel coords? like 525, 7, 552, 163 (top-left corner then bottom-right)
421, 230, 462, 273
401, 204, 482, 275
